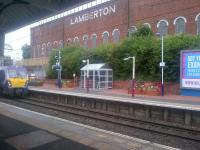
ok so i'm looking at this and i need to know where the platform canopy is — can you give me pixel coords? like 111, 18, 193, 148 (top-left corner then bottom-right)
0, 0, 91, 33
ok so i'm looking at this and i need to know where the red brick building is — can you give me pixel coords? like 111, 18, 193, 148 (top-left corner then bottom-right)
30, 0, 200, 58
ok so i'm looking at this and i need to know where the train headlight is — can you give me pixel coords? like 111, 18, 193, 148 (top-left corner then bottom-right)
7, 81, 12, 87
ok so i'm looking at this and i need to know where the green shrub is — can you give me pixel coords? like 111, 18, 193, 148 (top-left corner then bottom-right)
47, 29, 200, 82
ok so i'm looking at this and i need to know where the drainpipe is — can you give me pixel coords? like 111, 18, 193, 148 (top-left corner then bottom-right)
127, 0, 130, 34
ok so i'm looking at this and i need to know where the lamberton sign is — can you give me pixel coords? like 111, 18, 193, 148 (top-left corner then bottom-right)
70, 4, 116, 25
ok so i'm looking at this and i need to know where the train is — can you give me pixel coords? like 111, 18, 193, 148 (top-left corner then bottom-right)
0, 66, 29, 97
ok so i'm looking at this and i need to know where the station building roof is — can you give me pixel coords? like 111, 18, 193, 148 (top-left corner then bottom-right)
0, 0, 91, 33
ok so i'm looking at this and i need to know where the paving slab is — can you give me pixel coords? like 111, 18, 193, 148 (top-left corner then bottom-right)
0, 111, 95, 150
5, 130, 59, 150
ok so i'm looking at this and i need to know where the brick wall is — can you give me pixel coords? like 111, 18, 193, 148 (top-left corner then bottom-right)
130, 0, 200, 34
31, 0, 200, 58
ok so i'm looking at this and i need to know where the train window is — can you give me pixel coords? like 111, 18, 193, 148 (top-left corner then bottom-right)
0, 70, 5, 82
8, 70, 17, 78
8, 69, 27, 78
18, 69, 27, 78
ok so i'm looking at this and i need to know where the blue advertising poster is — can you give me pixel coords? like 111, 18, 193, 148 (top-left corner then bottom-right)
181, 50, 200, 90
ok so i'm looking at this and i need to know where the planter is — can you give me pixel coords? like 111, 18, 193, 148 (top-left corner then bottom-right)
29, 79, 44, 86
144, 90, 160, 96
128, 89, 145, 95
135, 89, 144, 95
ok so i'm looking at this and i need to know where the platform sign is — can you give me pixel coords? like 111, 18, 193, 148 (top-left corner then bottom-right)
181, 50, 200, 90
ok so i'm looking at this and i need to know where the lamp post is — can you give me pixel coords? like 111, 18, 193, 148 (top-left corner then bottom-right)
57, 50, 62, 88
52, 50, 62, 88
156, 33, 165, 96
124, 56, 135, 97
82, 59, 89, 93
73, 73, 76, 87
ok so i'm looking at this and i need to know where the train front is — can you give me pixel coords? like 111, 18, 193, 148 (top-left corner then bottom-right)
6, 66, 29, 96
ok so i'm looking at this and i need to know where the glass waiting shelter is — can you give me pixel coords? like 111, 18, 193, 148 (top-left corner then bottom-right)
80, 63, 113, 90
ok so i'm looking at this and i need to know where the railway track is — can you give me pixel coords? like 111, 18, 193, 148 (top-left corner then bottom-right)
5, 97, 200, 140
1, 96, 200, 150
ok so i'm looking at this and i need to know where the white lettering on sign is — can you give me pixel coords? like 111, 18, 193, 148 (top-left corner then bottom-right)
187, 55, 200, 68
70, 4, 116, 25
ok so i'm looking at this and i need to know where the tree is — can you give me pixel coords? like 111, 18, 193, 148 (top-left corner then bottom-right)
22, 44, 31, 59
3, 56, 13, 66
132, 25, 153, 37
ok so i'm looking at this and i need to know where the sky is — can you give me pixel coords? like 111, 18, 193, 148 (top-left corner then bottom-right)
5, 25, 31, 61
4, 0, 109, 62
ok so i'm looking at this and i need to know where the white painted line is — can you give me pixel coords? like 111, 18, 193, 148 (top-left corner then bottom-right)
0, 102, 181, 150
29, 87, 200, 111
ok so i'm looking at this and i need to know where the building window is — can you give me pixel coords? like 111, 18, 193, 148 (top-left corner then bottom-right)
53, 41, 58, 50
41, 43, 46, 56
67, 38, 72, 46
195, 13, 200, 35
83, 35, 89, 48
128, 26, 137, 37
33, 47, 36, 58
144, 23, 151, 29
74, 37, 79, 45
157, 20, 169, 36
112, 29, 120, 43
174, 16, 187, 34
102, 31, 109, 44
91, 34, 97, 48
37, 45, 41, 58
59, 40, 63, 48
47, 42, 52, 56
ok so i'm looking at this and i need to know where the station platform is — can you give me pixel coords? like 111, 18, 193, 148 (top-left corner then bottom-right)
0, 102, 179, 150
29, 87, 200, 111
31, 85, 200, 106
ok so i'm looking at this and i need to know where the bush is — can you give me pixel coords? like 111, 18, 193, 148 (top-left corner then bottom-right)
47, 28, 200, 82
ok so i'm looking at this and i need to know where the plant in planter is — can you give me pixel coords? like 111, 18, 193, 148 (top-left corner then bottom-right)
135, 82, 145, 94
145, 84, 160, 96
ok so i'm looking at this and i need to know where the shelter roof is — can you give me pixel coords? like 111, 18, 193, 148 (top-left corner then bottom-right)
0, 0, 91, 33
81, 63, 112, 71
